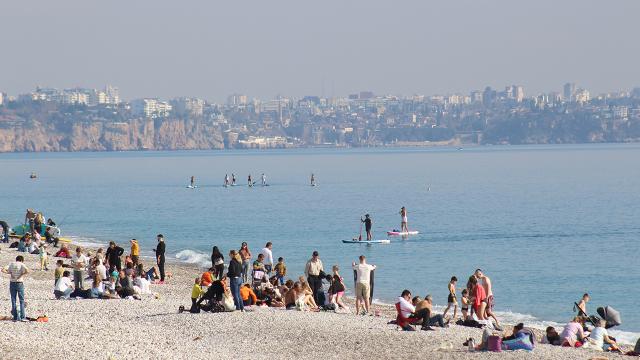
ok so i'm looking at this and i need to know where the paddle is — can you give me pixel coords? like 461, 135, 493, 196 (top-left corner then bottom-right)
358, 217, 363, 241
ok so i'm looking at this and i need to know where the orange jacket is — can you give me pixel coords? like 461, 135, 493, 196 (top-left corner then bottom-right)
239, 286, 257, 302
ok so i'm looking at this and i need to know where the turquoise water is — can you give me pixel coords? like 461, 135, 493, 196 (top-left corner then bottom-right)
1, 145, 639, 339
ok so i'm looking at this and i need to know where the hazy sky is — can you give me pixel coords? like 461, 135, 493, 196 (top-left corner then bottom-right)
1, 0, 639, 101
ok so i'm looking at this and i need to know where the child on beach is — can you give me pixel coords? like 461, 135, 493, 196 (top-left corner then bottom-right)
54, 259, 64, 286
460, 289, 470, 321
39, 245, 49, 271
191, 277, 203, 312
274, 257, 286, 285
443, 276, 458, 320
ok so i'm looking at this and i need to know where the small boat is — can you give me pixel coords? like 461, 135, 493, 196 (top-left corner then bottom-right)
342, 239, 390, 244
29, 172, 37, 179
387, 230, 419, 236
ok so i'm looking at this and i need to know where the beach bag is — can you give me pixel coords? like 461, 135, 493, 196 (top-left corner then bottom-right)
488, 335, 502, 352
223, 293, 235, 311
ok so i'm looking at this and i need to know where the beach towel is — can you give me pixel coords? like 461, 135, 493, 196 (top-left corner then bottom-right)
502, 332, 534, 351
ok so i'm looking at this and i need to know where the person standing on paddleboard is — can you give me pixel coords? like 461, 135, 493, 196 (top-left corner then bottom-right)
400, 206, 408, 233
361, 214, 373, 241
224, 174, 230, 187
248, 174, 253, 187
232, 173, 236, 185
261, 173, 267, 186
190, 176, 195, 188
310, 173, 316, 186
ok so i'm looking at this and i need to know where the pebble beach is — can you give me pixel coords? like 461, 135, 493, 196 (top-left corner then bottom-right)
0, 242, 634, 360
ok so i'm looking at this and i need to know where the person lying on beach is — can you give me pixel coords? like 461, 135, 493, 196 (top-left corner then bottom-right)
54, 245, 71, 259
543, 326, 561, 345
502, 323, 527, 341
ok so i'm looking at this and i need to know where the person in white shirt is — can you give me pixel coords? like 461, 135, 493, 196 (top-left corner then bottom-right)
54, 271, 74, 299
72, 247, 87, 290
397, 289, 415, 318
352, 255, 376, 315
95, 259, 107, 281
261, 242, 274, 274
586, 320, 619, 352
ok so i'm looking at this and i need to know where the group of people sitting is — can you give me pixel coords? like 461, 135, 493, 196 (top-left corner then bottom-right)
186, 248, 351, 314
52, 243, 163, 300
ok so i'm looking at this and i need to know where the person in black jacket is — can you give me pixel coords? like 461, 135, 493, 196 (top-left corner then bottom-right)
227, 250, 243, 311
155, 234, 166, 284
105, 241, 124, 272
210, 246, 224, 280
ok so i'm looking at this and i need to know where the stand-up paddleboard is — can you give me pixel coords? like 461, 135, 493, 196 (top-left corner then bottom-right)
387, 230, 419, 236
186, 185, 198, 189
342, 239, 390, 244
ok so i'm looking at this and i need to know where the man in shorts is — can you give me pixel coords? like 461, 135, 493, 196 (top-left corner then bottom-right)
475, 269, 500, 327
352, 255, 376, 315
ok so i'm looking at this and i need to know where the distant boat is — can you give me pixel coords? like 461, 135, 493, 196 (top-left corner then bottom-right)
29, 172, 37, 179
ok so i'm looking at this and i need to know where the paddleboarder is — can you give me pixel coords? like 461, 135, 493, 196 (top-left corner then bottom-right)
261, 173, 267, 186
310, 173, 316, 186
400, 206, 408, 233
361, 214, 372, 241
190, 176, 195, 188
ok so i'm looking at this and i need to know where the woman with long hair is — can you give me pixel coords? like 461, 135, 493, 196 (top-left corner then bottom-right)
211, 246, 225, 280
239, 242, 252, 283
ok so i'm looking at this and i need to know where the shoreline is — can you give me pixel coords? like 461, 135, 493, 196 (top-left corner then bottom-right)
0, 240, 635, 359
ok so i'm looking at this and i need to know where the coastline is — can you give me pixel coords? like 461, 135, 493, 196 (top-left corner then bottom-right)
0, 240, 634, 359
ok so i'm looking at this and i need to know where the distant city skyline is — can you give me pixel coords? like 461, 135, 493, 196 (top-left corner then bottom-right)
1, 0, 639, 101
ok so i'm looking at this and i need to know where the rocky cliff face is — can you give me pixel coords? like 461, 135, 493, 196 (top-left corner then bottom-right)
0, 118, 224, 152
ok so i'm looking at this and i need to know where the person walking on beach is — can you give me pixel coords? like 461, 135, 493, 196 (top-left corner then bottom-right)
156, 234, 166, 284
352, 255, 376, 315
72, 247, 88, 290
261, 242, 273, 275
227, 250, 244, 311
305, 251, 324, 306
361, 214, 373, 241
106, 241, 124, 272
239, 242, 252, 283
475, 269, 500, 326
442, 276, 458, 320
400, 206, 408, 233
2, 255, 29, 321
130, 239, 139, 266
210, 246, 225, 280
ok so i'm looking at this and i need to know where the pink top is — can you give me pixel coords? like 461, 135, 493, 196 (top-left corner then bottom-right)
560, 322, 584, 347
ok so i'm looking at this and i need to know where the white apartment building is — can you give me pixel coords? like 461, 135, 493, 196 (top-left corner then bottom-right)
131, 98, 172, 118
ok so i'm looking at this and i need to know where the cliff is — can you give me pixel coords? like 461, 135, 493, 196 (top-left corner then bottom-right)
0, 117, 224, 152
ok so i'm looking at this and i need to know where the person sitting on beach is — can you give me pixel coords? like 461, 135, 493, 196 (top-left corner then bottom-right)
413, 295, 447, 329
502, 323, 525, 341
288, 282, 308, 310
117, 270, 136, 298
298, 276, 319, 310
559, 316, 586, 347
17, 234, 29, 252
201, 268, 214, 287
191, 277, 203, 312
54, 270, 74, 299
583, 319, 620, 352
54, 244, 72, 259
196, 277, 227, 309
133, 272, 151, 294
95, 259, 107, 281
543, 326, 561, 345
240, 284, 258, 306
91, 273, 105, 299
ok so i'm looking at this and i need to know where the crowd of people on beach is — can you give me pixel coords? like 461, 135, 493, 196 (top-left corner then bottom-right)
1, 216, 638, 356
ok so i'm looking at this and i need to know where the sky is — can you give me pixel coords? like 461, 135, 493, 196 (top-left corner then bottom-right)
1, 0, 639, 102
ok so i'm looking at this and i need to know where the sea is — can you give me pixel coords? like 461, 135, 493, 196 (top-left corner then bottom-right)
1, 144, 639, 343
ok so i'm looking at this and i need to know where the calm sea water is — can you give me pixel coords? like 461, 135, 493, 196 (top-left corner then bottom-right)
1, 145, 639, 338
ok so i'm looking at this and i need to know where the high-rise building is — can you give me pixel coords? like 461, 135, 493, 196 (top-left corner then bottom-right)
563, 83, 576, 101
171, 97, 205, 117
227, 94, 248, 107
